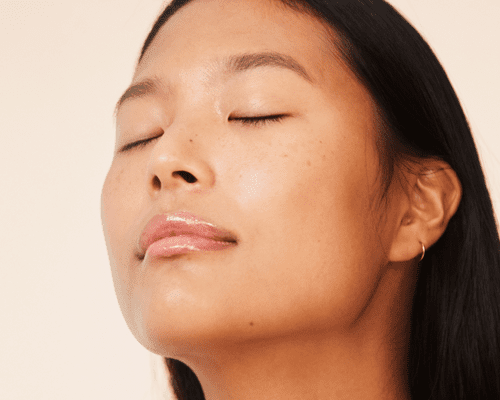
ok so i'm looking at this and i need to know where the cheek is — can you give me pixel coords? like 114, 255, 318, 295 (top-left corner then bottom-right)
101, 161, 145, 246
228, 129, 383, 329
233, 122, 376, 233
101, 162, 144, 310
101, 164, 128, 252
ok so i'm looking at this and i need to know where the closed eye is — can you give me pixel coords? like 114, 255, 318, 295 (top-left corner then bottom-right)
119, 114, 287, 152
119, 134, 162, 153
229, 114, 288, 127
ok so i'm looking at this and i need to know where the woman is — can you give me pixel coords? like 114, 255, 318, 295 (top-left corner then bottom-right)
101, 0, 500, 399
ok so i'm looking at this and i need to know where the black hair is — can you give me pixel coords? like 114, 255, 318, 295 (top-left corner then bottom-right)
138, 1, 500, 399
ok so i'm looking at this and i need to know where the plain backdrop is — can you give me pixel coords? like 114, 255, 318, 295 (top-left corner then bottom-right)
1, 1, 498, 399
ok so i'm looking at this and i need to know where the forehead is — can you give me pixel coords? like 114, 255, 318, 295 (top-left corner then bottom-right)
135, 0, 340, 84
127, 0, 375, 133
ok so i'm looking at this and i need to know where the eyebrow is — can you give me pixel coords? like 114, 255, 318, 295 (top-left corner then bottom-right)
115, 77, 163, 115
227, 52, 313, 83
115, 52, 313, 114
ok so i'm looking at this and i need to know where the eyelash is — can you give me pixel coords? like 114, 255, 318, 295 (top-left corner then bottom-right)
229, 114, 287, 127
119, 135, 161, 153
119, 115, 287, 152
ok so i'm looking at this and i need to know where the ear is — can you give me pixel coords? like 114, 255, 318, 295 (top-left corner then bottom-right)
388, 161, 462, 262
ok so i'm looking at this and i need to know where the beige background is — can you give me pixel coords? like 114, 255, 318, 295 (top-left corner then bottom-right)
1, 1, 498, 399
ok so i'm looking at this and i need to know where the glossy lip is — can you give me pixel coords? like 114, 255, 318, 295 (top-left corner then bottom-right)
138, 211, 237, 259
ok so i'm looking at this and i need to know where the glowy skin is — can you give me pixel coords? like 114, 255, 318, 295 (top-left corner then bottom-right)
101, 0, 427, 398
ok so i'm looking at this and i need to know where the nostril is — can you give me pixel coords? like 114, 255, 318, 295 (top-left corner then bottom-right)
152, 176, 161, 190
174, 170, 197, 183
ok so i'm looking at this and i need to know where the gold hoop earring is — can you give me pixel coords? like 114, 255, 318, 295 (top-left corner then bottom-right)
419, 242, 425, 262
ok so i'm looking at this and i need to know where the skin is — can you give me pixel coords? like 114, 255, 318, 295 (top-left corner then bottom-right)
101, 0, 462, 398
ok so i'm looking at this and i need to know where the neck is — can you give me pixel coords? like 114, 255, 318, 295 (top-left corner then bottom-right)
169, 321, 412, 400
166, 265, 416, 400
204, 335, 408, 400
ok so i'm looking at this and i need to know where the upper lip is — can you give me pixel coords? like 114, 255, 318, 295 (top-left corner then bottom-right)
138, 211, 238, 258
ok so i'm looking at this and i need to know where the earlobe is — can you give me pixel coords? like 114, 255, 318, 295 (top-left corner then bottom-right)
388, 162, 462, 263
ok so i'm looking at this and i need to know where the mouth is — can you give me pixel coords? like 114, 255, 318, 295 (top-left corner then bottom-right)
137, 211, 237, 260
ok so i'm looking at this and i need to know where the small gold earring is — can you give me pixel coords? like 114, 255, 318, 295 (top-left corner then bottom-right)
419, 242, 425, 262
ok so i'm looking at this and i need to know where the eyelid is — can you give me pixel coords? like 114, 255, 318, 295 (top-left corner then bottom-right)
229, 114, 288, 126
118, 134, 162, 153
118, 113, 288, 153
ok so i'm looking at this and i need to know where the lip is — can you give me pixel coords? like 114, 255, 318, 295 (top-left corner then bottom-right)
138, 211, 237, 259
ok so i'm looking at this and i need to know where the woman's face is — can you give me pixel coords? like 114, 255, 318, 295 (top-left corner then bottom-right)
101, 0, 399, 355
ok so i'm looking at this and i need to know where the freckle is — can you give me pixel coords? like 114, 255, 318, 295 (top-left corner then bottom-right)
282, 153, 288, 158
249, 322, 254, 326
189, 139, 193, 143
320, 141, 323, 144
307, 160, 311, 166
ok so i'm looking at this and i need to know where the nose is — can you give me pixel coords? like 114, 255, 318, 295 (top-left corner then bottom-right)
146, 123, 216, 195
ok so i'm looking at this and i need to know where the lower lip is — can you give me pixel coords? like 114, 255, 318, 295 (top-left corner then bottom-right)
146, 235, 236, 258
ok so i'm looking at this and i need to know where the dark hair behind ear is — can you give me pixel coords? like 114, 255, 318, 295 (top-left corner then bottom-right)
141, 1, 500, 399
